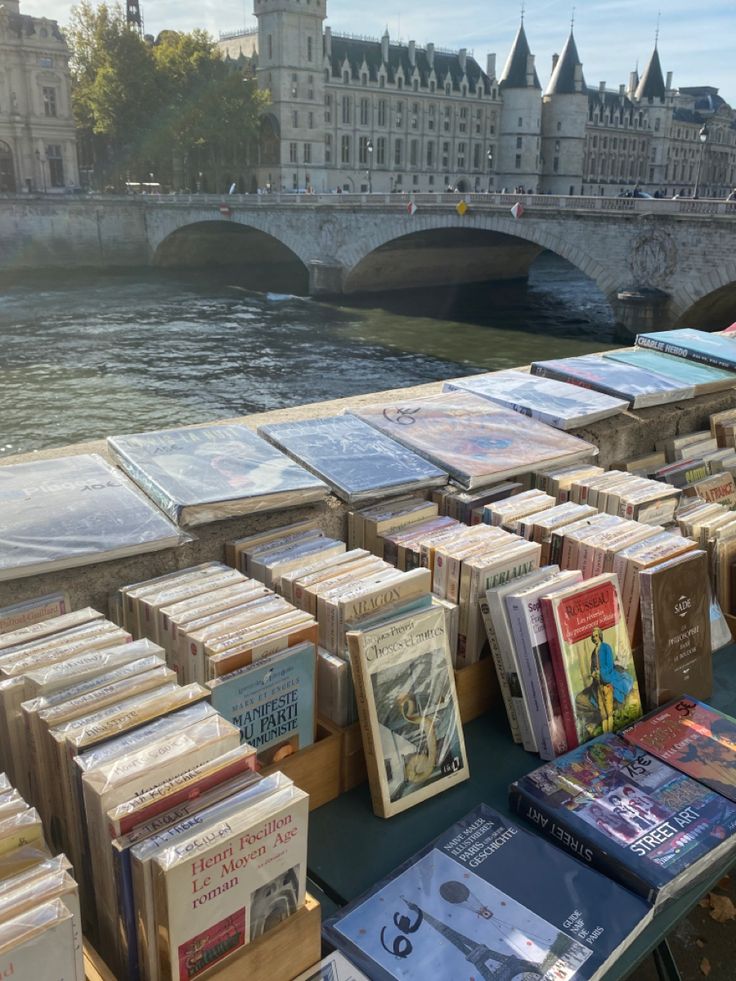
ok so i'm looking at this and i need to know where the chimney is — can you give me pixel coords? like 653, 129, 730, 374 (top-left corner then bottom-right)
551, 53, 559, 73
381, 29, 389, 64
486, 52, 496, 78
427, 42, 435, 68
526, 53, 535, 86
408, 39, 416, 66
619, 83, 625, 96
599, 81, 606, 93
458, 48, 467, 72
324, 26, 332, 58
666, 70, 673, 90
574, 64, 583, 92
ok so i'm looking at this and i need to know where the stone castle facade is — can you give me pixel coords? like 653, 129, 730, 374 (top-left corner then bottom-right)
0, 0, 78, 193
218, 3, 736, 197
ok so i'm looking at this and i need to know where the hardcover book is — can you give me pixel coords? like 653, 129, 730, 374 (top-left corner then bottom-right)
622, 697, 736, 803
510, 733, 736, 905
207, 641, 317, 764
323, 803, 653, 981
639, 551, 712, 709
530, 354, 694, 408
347, 605, 468, 817
540, 575, 643, 749
443, 369, 628, 429
108, 424, 328, 526
605, 348, 736, 395
352, 392, 597, 489
0, 454, 186, 582
258, 415, 447, 503
636, 328, 736, 373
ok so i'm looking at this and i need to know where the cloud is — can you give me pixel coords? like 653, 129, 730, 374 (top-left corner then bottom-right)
21, 0, 736, 102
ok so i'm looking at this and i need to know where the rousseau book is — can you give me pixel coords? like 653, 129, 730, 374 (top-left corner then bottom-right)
510, 734, 736, 905
323, 803, 653, 981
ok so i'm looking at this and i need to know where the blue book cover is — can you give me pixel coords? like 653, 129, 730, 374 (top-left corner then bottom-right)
605, 348, 736, 394
636, 329, 736, 373
443, 370, 628, 430
510, 734, 736, 906
530, 355, 693, 409
258, 415, 447, 503
324, 803, 652, 981
108, 424, 328, 526
207, 641, 316, 764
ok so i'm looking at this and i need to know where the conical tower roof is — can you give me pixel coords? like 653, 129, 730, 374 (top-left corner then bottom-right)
544, 31, 586, 96
635, 46, 665, 101
499, 23, 540, 90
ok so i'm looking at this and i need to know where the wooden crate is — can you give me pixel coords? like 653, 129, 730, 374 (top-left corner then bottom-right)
84, 895, 321, 981
262, 723, 342, 809
454, 657, 498, 724
320, 716, 367, 793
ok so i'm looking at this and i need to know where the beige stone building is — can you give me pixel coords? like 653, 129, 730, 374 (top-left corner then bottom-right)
218, 5, 736, 197
0, 0, 78, 193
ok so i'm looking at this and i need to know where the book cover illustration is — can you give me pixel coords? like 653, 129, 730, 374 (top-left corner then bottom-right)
605, 348, 736, 393
108, 424, 328, 525
324, 804, 652, 981
511, 734, 736, 901
352, 392, 596, 489
530, 354, 693, 407
207, 641, 316, 765
0, 453, 186, 582
546, 577, 643, 745
294, 950, 369, 981
623, 697, 736, 803
443, 370, 628, 429
636, 328, 736, 372
258, 415, 447, 503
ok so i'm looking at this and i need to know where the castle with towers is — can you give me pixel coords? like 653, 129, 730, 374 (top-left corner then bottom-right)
219, 2, 736, 197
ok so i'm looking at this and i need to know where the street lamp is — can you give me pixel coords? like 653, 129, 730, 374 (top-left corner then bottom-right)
366, 139, 374, 193
693, 125, 708, 199
486, 146, 494, 193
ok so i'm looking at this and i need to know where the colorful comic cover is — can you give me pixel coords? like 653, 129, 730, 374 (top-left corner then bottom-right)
352, 392, 597, 490
622, 697, 736, 803
530, 354, 693, 408
324, 804, 652, 981
511, 734, 736, 904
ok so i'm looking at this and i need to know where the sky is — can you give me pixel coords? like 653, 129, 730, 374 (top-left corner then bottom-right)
23, 0, 736, 105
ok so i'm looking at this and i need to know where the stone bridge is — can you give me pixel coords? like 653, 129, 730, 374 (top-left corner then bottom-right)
3, 192, 736, 334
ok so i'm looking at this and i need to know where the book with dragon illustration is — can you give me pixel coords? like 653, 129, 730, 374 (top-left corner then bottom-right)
323, 804, 653, 981
347, 605, 468, 817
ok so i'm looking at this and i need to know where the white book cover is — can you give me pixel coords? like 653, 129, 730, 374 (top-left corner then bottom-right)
0, 898, 80, 981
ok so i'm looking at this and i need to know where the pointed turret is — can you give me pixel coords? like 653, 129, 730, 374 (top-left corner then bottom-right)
544, 31, 586, 96
635, 46, 665, 101
499, 23, 540, 90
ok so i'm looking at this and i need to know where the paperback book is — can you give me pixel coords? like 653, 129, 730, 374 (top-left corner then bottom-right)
347, 605, 468, 817
0, 454, 187, 581
108, 424, 328, 526
323, 803, 653, 981
636, 328, 736, 373
258, 415, 447, 503
443, 369, 628, 429
510, 733, 736, 905
352, 392, 597, 489
530, 354, 694, 408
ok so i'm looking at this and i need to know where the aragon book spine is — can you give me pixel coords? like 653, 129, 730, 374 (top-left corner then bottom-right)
635, 334, 734, 372
508, 782, 656, 903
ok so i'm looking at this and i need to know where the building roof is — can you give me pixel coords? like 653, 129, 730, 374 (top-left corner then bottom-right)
544, 31, 586, 96
498, 23, 540, 90
327, 35, 490, 94
635, 46, 666, 101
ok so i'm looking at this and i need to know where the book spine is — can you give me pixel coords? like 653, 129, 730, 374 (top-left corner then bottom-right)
639, 572, 657, 710
508, 784, 656, 903
636, 335, 733, 372
487, 593, 537, 753
506, 597, 554, 759
347, 636, 388, 818
111, 447, 180, 525
539, 599, 579, 750
479, 599, 521, 742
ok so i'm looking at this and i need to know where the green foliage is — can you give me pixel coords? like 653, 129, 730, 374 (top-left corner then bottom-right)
67, 2, 267, 190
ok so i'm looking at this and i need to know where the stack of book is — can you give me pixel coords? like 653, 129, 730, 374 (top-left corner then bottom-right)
432, 481, 525, 524
636, 327, 736, 373
553, 470, 683, 525
0, 771, 82, 981
0, 604, 311, 979
0, 592, 71, 635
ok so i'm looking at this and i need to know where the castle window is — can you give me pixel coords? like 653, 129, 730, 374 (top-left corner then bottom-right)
395, 101, 404, 126
397, 77, 403, 90
430, 80, 436, 93
428, 105, 435, 130
307, 36, 313, 61
459, 107, 467, 132
410, 139, 418, 166
268, 35, 273, 59
473, 143, 481, 168
556, 121, 562, 132
461, 84, 467, 96
654, 118, 661, 132
445, 82, 451, 95
42, 88, 57, 117
361, 72, 368, 86
413, 78, 419, 92
360, 98, 369, 126
341, 134, 351, 163
517, 116, 522, 127
292, 110, 299, 127
553, 156, 559, 172
325, 134, 332, 163
376, 137, 386, 164
515, 154, 521, 168
427, 142, 434, 166
325, 69, 330, 82
289, 142, 298, 162
516, 136, 522, 149
47, 144, 63, 186
380, 75, 385, 88
555, 140, 560, 152
378, 100, 387, 126
324, 93, 331, 123
491, 88, 497, 98
308, 76, 314, 99
443, 106, 450, 132
308, 111, 314, 129
303, 143, 311, 162
394, 138, 403, 165
358, 136, 370, 164
343, 70, 350, 84
429, 174, 435, 185
442, 141, 449, 168
341, 96, 351, 124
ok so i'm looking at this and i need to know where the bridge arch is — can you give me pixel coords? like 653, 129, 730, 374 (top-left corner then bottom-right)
338, 212, 612, 299
151, 218, 309, 294
673, 263, 736, 330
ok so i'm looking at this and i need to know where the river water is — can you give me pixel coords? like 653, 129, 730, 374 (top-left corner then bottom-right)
0, 253, 617, 457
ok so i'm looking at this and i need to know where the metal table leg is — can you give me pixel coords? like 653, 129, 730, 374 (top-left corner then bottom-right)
652, 939, 682, 981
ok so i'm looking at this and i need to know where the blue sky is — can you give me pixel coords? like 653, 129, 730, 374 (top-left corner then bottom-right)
26, 0, 736, 104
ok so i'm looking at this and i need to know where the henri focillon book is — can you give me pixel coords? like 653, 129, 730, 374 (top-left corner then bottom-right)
107, 424, 328, 526
323, 803, 653, 981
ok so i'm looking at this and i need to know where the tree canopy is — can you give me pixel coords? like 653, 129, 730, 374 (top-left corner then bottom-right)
67, 2, 267, 191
